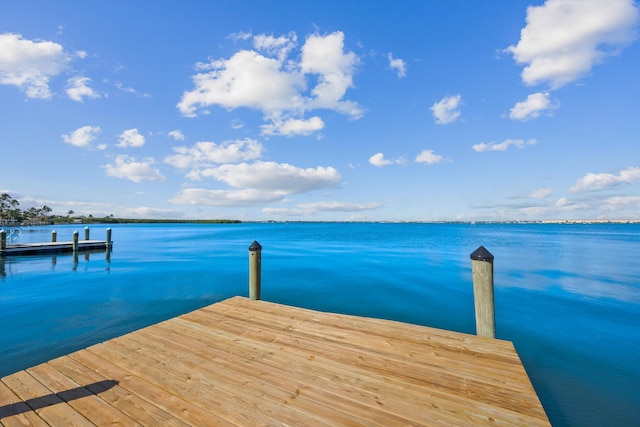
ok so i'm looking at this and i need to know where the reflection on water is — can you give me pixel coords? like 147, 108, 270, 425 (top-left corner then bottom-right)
0, 248, 112, 277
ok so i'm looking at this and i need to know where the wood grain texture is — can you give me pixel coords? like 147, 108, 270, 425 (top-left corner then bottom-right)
1, 296, 550, 426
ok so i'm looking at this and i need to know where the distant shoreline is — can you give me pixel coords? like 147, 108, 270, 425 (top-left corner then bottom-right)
5, 218, 636, 226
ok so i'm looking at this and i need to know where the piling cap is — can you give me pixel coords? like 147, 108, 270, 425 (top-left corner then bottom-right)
249, 240, 262, 251
470, 246, 494, 262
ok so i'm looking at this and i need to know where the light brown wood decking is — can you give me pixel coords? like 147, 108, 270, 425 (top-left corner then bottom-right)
1, 296, 550, 426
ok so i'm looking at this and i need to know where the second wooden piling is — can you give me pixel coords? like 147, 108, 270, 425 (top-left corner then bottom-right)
470, 246, 496, 338
248, 241, 262, 300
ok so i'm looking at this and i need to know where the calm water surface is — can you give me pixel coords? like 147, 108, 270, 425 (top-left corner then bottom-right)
1, 223, 639, 426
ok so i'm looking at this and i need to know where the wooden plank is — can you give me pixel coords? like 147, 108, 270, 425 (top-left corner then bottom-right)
152, 315, 514, 426
47, 356, 191, 427
1, 370, 93, 426
27, 363, 139, 426
171, 304, 548, 425
2, 296, 550, 426
68, 349, 235, 426
0, 380, 49, 427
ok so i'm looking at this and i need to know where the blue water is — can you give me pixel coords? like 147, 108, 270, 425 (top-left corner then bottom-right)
1, 223, 639, 426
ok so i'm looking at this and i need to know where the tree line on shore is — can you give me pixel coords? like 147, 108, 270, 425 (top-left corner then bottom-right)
0, 193, 240, 225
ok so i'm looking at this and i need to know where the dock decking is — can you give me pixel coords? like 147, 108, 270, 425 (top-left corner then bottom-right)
0, 240, 111, 256
0, 296, 550, 426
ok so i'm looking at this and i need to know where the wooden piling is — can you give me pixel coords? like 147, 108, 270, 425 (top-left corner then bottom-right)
470, 246, 496, 338
72, 231, 79, 252
106, 227, 112, 244
248, 240, 262, 300
51, 230, 57, 242
0, 230, 6, 250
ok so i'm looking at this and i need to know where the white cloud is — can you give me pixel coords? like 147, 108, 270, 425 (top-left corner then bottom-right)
178, 49, 304, 117
509, 92, 556, 120
61, 125, 101, 148
415, 149, 444, 165
261, 116, 325, 136
368, 152, 406, 167
369, 152, 392, 167
601, 196, 640, 211
253, 32, 297, 61
227, 31, 252, 42
570, 166, 640, 192
430, 95, 462, 124
171, 188, 286, 207
388, 53, 406, 78
120, 206, 183, 219
506, 0, 639, 88
0, 33, 69, 98
66, 76, 99, 102
195, 161, 341, 194
117, 128, 145, 148
104, 155, 166, 183
263, 201, 381, 216
168, 130, 185, 141
298, 201, 381, 212
473, 138, 537, 152
177, 31, 362, 133
165, 138, 263, 170
300, 32, 361, 117
529, 187, 553, 198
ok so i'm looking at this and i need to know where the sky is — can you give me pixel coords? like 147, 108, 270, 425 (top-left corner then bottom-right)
1, 0, 639, 222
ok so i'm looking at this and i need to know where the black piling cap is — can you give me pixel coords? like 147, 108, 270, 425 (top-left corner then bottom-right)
249, 240, 262, 251
470, 246, 494, 262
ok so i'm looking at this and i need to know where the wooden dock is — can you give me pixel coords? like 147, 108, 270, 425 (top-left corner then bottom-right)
0, 296, 550, 426
0, 240, 111, 256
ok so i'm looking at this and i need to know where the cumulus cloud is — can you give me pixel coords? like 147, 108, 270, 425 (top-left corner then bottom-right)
165, 138, 263, 170
253, 32, 297, 61
0, 33, 69, 98
431, 95, 462, 124
509, 92, 556, 120
195, 161, 340, 193
62, 125, 101, 148
473, 138, 537, 152
506, 0, 639, 88
171, 162, 341, 207
388, 53, 407, 78
104, 155, 166, 183
177, 31, 362, 136
168, 130, 185, 141
261, 116, 325, 136
415, 149, 444, 165
570, 166, 640, 192
66, 76, 100, 102
369, 152, 405, 167
117, 128, 145, 148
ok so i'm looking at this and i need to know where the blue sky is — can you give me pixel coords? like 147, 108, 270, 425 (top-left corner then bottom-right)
1, 0, 639, 221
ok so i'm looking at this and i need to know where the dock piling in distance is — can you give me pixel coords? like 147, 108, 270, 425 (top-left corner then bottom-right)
470, 246, 496, 338
73, 231, 79, 252
0, 230, 5, 250
248, 240, 262, 300
52, 230, 57, 242
106, 227, 112, 245
84, 226, 90, 240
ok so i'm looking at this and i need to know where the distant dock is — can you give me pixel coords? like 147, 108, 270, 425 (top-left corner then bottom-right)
0, 240, 111, 256
0, 228, 112, 256
0, 296, 550, 426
